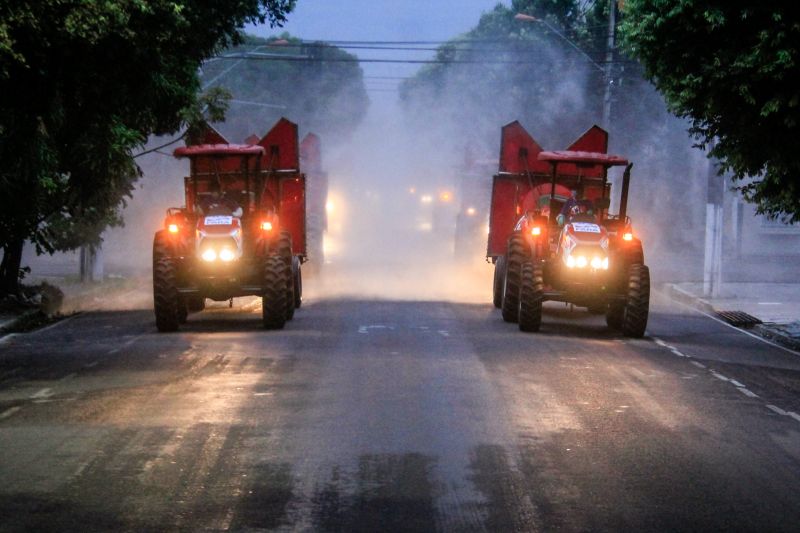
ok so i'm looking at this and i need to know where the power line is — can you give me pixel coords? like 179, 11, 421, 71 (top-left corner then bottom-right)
217, 54, 635, 66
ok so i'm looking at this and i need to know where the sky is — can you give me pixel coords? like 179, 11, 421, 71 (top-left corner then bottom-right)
250, 0, 510, 107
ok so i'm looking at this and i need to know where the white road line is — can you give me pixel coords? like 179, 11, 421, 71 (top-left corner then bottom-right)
737, 387, 759, 398
106, 333, 145, 355
30, 388, 53, 399
653, 338, 668, 347
691, 361, 706, 369
729, 379, 746, 388
438, 330, 450, 337
766, 405, 787, 416
711, 372, 729, 382
0, 406, 21, 420
788, 412, 800, 423
670, 348, 687, 357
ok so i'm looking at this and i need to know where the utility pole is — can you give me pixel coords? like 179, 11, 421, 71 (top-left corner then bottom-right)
602, 0, 616, 128
704, 152, 723, 297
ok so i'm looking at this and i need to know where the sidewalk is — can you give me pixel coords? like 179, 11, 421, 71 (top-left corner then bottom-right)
665, 282, 800, 351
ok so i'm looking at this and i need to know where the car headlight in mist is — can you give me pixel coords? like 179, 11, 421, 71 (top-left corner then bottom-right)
466, 207, 476, 216
201, 249, 217, 262
326, 200, 335, 214
420, 195, 433, 204
439, 191, 452, 202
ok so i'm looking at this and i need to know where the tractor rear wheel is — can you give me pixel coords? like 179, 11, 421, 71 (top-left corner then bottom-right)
276, 230, 295, 321
186, 295, 205, 313
292, 256, 302, 309
262, 255, 288, 330
501, 233, 527, 323
153, 258, 180, 332
621, 264, 650, 338
518, 261, 543, 332
492, 256, 506, 308
606, 302, 624, 330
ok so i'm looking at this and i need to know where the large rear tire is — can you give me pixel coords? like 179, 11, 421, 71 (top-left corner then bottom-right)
621, 264, 650, 338
606, 302, 624, 330
153, 258, 180, 332
501, 233, 527, 323
518, 261, 543, 332
492, 256, 506, 309
292, 256, 302, 309
262, 255, 288, 330
276, 230, 295, 321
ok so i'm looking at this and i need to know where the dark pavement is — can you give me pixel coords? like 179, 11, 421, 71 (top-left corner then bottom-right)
1, 291, 800, 531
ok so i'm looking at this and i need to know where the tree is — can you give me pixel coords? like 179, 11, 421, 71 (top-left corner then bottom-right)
620, 1, 800, 222
0, 0, 295, 296
202, 33, 369, 142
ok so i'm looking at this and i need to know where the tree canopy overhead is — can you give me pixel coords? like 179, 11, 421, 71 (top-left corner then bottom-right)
0, 1, 295, 295
621, 1, 800, 222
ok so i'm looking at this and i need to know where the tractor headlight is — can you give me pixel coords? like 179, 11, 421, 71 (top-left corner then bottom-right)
602, 257, 609, 270
590, 257, 602, 269
575, 256, 588, 268
219, 248, 236, 262
201, 249, 217, 262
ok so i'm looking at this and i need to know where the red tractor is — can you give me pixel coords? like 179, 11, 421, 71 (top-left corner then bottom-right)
488, 121, 649, 337
152, 118, 308, 331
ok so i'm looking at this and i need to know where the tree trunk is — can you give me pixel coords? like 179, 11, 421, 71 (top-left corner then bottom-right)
0, 238, 24, 297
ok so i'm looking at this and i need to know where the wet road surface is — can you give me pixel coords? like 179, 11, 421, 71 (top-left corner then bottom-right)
1, 291, 800, 531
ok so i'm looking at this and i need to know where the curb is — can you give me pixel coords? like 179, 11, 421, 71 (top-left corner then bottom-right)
0, 309, 44, 337
662, 283, 715, 314
754, 324, 800, 352
663, 283, 800, 353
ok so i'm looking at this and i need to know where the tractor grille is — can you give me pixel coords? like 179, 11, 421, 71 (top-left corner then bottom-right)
715, 310, 762, 328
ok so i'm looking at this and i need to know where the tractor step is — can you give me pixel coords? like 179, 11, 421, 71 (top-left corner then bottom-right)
715, 310, 762, 328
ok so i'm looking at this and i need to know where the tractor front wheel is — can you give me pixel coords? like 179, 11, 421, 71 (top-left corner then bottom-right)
518, 261, 543, 332
153, 258, 180, 332
501, 233, 527, 323
621, 264, 650, 338
262, 255, 288, 330
492, 256, 506, 309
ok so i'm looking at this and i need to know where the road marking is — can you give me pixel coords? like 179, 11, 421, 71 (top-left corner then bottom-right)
107, 334, 145, 354
788, 412, 800, 423
438, 330, 450, 337
711, 372, 729, 382
30, 388, 53, 399
689, 361, 705, 369
757, 302, 782, 305
767, 405, 787, 416
358, 325, 393, 334
737, 387, 759, 398
729, 379, 746, 388
0, 406, 21, 420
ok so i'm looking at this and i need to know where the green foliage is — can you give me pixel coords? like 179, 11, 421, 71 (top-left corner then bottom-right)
201, 33, 368, 142
621, 1, 800, 222
0, 1, 295, 293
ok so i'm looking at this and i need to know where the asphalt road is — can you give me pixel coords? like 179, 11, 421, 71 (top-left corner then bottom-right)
1, 282, 800, 531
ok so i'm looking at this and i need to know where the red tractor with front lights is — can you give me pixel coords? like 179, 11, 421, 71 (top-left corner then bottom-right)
488, 121, 649, 337
152, 118, 308, 332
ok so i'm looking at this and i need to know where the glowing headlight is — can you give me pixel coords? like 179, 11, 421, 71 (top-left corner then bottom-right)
567, 256, 575, 268
575, 256, 588, 268
591, 257, 603, 269
219, 248, 236, 262
602, 257, 609, 269
201, 249, 217, 262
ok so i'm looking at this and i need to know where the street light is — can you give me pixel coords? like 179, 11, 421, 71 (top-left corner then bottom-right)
515, 12, 612, 127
